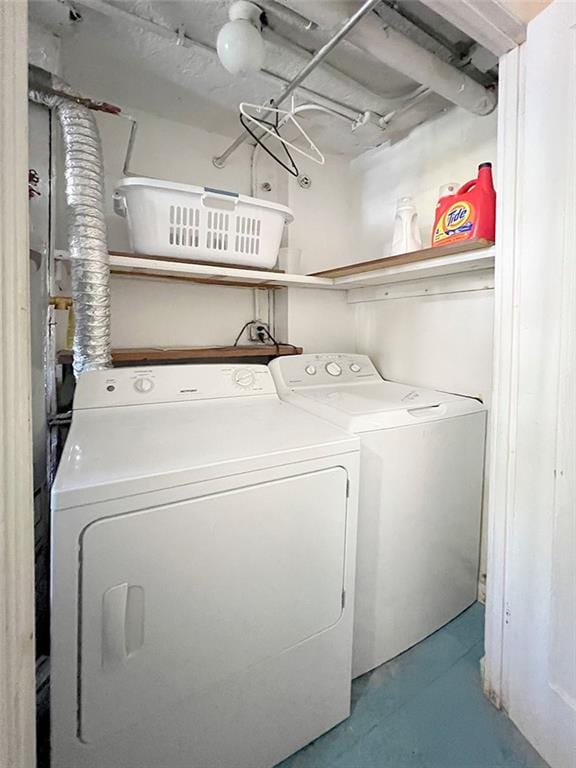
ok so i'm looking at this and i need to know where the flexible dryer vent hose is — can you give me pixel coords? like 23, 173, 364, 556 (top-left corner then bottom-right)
30, 80, 112, 377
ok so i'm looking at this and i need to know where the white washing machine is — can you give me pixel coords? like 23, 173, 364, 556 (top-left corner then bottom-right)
269, 353, 486, 679
51, 364, 360, 768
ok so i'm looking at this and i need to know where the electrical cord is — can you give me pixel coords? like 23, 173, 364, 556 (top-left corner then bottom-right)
258, 325, 280, 357
258, 326, 300, 357
233, 321, 254, 347
233, 320, 299, 357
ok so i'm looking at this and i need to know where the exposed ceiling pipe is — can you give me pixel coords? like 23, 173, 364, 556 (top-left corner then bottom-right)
69, 0, 390, 119
274, 0, 497, 116
213, 0, 383, 167
262, 28, 395, 113
52, 0, 438, 154
259, 0, 318, 32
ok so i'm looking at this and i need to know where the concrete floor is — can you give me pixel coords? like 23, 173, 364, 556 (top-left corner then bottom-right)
280, 604, 548, 768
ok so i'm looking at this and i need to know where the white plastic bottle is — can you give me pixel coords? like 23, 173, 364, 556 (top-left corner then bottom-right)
390, 196, 422, 256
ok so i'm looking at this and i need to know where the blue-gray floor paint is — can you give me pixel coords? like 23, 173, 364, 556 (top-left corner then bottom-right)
279, 604, 548, 768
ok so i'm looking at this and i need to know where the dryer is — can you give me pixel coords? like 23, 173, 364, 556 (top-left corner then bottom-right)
270, 353, 486, 679
51, 364, 359, 768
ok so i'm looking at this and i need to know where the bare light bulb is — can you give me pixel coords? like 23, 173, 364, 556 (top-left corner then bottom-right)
217, 1, 264, 76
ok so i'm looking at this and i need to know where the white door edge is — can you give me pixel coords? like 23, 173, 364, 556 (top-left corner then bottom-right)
483, 43, 524, 709
484, 5, 576, 766
0, 2, 37, 766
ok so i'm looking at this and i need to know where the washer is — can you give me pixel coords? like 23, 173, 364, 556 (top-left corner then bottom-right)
270, 353, 486, 679
51, 364, 359, 768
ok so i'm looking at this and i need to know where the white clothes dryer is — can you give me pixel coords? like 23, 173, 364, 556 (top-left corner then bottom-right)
51, 364, 359, 768
269, 354, 486, 679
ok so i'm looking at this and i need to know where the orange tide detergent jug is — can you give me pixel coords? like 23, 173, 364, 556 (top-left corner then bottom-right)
432, 162, 496, 247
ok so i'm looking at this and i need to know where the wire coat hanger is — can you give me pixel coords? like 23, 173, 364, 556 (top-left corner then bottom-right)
239, 111, 300, 177
240, 98, 326, 166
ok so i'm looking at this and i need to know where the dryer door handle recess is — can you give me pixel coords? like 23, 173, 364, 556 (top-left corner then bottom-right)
102, 583, 145, 669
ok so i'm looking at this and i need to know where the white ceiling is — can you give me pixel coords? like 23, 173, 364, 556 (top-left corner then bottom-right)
29, 0, 497, 156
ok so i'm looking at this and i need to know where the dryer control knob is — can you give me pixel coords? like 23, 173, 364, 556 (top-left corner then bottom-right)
233, 369, 255, 388
134, 377, 154, 393
325, 362, 342, 377
350, 363, 361, 372
305, 365, 317, 376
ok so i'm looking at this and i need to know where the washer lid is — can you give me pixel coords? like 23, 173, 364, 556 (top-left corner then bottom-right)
292, 380, 485, 432
269, 354, 485, 432
52, 398, 358, 510
298, 380, 455, 414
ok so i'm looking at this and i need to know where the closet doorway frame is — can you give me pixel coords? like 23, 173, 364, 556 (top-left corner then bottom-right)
0, 1, 37, 767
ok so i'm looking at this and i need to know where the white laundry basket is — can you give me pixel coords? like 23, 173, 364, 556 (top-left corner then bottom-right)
113, 177, 293, 269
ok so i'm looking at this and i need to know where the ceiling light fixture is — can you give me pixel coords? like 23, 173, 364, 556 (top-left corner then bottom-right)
217, 1, 265, 76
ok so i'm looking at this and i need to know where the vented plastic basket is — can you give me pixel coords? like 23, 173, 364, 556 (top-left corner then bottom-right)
113, 177, 294, 269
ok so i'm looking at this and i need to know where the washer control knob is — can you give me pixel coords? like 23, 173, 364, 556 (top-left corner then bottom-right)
325, 362, 342, 377
134, 377, 154, 393
305, 365, 317, 376
350, 363, 361, 373
233, 368, 255, 388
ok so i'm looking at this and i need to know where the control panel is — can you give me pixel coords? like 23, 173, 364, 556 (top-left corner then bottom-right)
73, 364, 277, 410
270, 354, 380, 391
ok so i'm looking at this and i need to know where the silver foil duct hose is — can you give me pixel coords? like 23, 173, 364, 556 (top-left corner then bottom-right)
30, 82, 112, 377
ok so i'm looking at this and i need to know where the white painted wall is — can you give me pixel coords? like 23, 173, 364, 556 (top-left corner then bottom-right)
276, 288, 357, 354
29, 20, 61, 75
275, 155, 358, 352
355, 290, 494, 401
286, 155, 357, 274
351, 107, 498, 260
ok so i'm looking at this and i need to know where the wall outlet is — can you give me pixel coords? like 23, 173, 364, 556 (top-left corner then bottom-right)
249, 321, 270, 343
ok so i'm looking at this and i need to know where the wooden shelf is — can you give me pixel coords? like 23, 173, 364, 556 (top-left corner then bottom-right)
331, 243, 495, 289
109, 251, 288, 274
57, 240, 495, 292
311, 239, 494, 279
108, 252, 333, 290
57, 345, 302, 366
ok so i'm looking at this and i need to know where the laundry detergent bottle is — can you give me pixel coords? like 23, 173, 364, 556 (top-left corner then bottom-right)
391, 196, 422, 256
432, 162, 496, 247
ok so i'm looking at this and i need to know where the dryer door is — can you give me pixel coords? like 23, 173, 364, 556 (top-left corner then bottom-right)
78, 467, 348, 743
